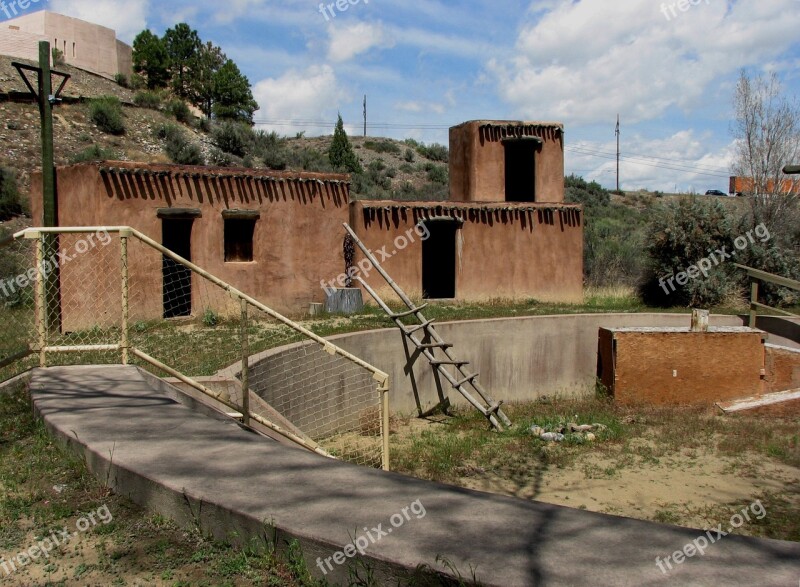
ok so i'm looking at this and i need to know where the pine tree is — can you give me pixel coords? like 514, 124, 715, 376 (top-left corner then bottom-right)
329, 114, 362, 174
132, 30, 170, 89
212, 60, 259, 123
163, 23, 201, 99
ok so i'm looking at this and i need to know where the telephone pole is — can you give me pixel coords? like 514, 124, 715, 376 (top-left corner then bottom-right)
615, 114, 620, 193
363, 95, 367, 137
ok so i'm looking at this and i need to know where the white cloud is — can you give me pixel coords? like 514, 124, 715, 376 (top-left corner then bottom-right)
251, 64, 346, 135
395, 101, 445, 114
50, 0, 149, 42
490, 0, 800, 126
327, 21, 394, 63
567, 130, 734, 192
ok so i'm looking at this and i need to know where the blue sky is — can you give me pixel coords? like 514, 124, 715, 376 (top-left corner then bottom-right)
31, 0, 800, 191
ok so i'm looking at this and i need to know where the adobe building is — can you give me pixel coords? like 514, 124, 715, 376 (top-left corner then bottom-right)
0, 11, 132, 79
30, 120, 583, 323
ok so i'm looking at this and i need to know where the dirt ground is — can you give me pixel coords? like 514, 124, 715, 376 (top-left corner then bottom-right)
390, 406, 800, 538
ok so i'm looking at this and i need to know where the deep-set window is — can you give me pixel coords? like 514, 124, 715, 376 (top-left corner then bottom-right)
223, 211, 259, 262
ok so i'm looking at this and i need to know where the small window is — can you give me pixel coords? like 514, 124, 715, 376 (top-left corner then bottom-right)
224, 217, 257, 262
72, 42, 76, 58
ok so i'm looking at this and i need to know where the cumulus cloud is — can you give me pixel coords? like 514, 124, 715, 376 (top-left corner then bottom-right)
489, 0, 800, 125
327, 21, 394, 62
50, 0, 148, 42
251, 64, 345, 135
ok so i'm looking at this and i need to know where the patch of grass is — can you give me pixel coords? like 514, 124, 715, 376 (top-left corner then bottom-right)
70, 144, 117, 164
0, 383, 318, 585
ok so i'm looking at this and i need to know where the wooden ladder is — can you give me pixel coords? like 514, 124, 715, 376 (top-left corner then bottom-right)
343, 223, 512, 431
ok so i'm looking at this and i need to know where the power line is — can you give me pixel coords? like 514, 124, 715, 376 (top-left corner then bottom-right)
251, 117, 731, 178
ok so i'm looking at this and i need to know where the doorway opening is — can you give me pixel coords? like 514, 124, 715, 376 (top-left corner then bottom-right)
422, 220, 459, 299
504, 138, 540, 202
162, 218, 194, 318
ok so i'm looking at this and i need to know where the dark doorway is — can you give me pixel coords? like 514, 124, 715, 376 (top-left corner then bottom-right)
504, 138, 538, 202
422, 220, 458, 299
162, 218, 193, 318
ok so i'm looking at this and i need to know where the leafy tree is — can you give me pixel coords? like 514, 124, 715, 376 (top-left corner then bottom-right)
163, 23, 201, 99
328, 114, 362, 174
132, 30, 170, 89
190, 41, 226, 118
212, 60, 258, 123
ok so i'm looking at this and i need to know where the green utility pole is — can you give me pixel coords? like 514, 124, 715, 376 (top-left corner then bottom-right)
39, 41, 56, 227
13, 42, 70, 334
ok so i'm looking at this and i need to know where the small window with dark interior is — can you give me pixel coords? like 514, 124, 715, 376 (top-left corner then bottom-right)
223, 211, 259, 262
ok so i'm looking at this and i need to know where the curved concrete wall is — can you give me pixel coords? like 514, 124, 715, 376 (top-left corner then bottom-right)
248, 313, 800, 415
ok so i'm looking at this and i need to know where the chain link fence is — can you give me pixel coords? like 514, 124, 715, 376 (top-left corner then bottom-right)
0, 227, 390, 469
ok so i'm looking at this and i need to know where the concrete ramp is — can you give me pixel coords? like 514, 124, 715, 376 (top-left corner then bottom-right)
30, 365, 800, 586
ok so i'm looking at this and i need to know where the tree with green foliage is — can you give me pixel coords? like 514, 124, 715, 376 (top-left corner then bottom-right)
212, 60, 258, 123
328, 114, 362, 174
190, 41, 226, 119
163, 23, 201, 99
132, 30, 170, 89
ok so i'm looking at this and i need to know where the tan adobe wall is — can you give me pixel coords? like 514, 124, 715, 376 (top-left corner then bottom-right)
348, 200, 583, 304
31, 162, 351, 323
449, 120, 565, 203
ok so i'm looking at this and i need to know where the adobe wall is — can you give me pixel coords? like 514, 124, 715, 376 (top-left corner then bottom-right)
764, 344, 800, 393
31, 162, 351, 324
449, 120, 565, 203
348, 200, 583, 304
599, 328, 765, 406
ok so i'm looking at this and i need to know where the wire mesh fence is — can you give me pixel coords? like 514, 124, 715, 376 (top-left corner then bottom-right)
0, 227, 390, 469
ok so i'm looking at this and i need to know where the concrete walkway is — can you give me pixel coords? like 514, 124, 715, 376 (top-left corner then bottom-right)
30, 365, 800, 586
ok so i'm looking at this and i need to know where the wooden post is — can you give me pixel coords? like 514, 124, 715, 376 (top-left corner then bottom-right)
120, 229, 130, 364
31, 232, 46, 367
749, 280, 759, 328
690, 309, 709, 332
379, 377, 390, 471
240, 298, 250, 427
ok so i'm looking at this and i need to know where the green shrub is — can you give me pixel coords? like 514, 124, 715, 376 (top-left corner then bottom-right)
426, 164, 448, 185
329, 114, 362, 174
212, 121, 252, 158
252, 130, 287, 169
198, 117, 212, 133
129, 73, 145, 90
70, 144, 117, 164
640, 197, 738, 307
133, 91, 162, 110
417, 142, 449, 162
89, 96, 125, 135
399, 162, 414, 174
166, 99, 192, 123
403, 148, 415, 163
114, 73, 129, 88
364, 140, 400, 154
51, 48, 65, 66
0, 167, 23, 221
565, 174, 610, 208
156, 124, 204, 165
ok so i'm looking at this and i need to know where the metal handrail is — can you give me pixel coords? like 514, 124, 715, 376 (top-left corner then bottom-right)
8, 226, 391, 469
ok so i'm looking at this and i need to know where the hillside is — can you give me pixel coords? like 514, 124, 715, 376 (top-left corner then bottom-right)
0, 54, 450, 222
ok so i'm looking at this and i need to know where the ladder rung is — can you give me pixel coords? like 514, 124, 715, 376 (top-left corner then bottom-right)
402, 320, 435, 334
416, 342, 453, 349
431, 360, 469, 366
390, 304, 428, 318
486, 401, 504, 415
454, 372, 479, 387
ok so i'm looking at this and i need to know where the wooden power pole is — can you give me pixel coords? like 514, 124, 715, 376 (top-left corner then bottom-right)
615, 114, 620, 193
363, 95, 367, 137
